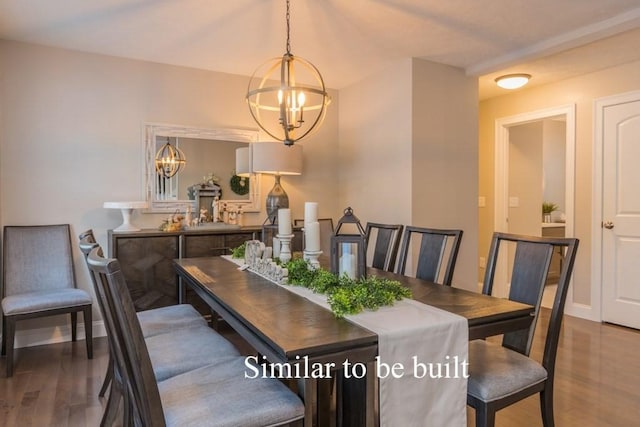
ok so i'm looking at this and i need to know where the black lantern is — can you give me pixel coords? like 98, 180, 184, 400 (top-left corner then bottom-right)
330, 207, 367, 279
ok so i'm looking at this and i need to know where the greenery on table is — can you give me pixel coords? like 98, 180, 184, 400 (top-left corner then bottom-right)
286, 258, 412, 318
231, 242, 246, 259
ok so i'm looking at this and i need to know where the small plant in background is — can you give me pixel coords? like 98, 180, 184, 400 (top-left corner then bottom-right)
542, 202, 559, 214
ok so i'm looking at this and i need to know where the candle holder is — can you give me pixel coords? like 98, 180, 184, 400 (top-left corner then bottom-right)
303, 250, 323, 269
277, 233, 294, 263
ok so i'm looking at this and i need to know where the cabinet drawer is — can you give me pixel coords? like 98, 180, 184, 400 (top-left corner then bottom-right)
225, 232, 254, 251
113, 235, 180, 311
184, 235, 226, 257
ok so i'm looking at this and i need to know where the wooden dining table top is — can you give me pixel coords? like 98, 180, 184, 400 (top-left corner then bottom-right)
174, 256, 534, 361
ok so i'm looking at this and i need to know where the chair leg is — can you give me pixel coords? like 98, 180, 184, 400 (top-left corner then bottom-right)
84, 306, 93, 359
475, 403, 496, 427
99, 352, 114, 397
71, 311, 78, 342
4, 316, 16, 377
541, 387, 555, 427
1, 313, 6, 356
101, 373, 123, 427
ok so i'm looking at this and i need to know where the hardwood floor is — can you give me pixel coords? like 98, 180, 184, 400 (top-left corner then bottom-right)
1, 312, 639, 426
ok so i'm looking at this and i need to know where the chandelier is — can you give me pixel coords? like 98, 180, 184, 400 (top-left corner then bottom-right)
246, 0, 331, 146
155, 137, 186, 178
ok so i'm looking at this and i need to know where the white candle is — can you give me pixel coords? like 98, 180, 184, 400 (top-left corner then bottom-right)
304, 202, 318, 225
273, 237, 281, 258
278, 208, 292, 235
305, 221, 320, 252
339, 243, 357, 279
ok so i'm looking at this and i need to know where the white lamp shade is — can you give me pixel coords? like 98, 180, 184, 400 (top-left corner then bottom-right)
235, 147, 251, 177
252, 142, 303, 175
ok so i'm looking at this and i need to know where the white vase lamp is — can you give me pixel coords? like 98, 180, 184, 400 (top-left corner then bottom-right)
103, 201, 148, 232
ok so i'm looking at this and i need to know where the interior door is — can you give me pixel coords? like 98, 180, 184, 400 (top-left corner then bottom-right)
602, 98, 640, 329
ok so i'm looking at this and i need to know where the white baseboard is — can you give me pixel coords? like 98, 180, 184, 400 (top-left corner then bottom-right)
7, 321, 107, 350
565, 301, 599, 322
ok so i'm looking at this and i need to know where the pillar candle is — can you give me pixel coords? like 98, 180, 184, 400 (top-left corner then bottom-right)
304, 202, 318, 225
305, 221, 320, 251
278, 208, 292, 235
273, 237, 281, 258
339, 243, 357, 279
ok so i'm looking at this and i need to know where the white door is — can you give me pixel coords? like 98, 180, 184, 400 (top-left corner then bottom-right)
602, 98, 640, 329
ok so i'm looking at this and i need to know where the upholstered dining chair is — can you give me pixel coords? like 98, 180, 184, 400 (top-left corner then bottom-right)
364, 222, 404, 272
1, 224, 93, 377
294, 218, 334, 255
86, 246, 305, 427
396, 226, 463, 286
467, 232, 579, 427
79, 231, 235, 425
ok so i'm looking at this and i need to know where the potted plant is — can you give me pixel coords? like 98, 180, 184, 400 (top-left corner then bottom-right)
542, 202, 558, 223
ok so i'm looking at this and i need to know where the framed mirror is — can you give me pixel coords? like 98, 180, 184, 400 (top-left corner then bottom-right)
144, 123, 261, 213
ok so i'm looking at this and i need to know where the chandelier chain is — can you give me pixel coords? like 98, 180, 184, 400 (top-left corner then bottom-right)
285, 0, 291, 54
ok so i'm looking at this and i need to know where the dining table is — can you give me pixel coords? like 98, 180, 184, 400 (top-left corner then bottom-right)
174, 256, 534, 427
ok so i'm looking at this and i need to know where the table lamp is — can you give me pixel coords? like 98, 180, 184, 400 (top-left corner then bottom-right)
251, 142, 303, 224
103, 201, 148, 232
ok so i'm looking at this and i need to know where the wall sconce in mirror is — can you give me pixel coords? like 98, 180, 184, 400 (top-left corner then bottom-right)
155, 137, 186, 178
144, 123, 261, 214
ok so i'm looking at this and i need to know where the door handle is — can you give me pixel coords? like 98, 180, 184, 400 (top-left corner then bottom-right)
603, 221, 614, 229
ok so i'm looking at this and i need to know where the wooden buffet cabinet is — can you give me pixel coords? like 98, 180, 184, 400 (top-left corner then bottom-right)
108, 226, 261, 314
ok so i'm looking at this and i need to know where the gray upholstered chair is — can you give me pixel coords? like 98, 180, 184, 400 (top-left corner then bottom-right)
87, 246, 305, 427
1, 224, 93, 377
467, 232, 579, 427
396, 226, 463, 286
79, 232, 239, 426
365, 222, 404, 272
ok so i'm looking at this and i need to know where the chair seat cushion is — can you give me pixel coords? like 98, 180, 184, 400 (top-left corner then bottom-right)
148, 325, 241, 381
137, 304, 207, 338
468, 340, 548, 402
2, 288, 91, 316
158, 357, 304, 427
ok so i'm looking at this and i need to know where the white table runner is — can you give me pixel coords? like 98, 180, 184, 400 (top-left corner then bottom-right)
221, 256, 468, 426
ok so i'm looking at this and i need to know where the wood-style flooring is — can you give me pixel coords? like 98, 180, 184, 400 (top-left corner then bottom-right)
1, 311, 639, 426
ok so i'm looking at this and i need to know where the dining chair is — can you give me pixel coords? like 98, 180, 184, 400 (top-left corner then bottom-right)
78, 231, 207, 394
294, 218, 334, 255
364, 222, 404, 272
86, 246, 305, 427
467, 232, 579, 427
396, 226, 463, 286
1, 224, 93, 377
79, 233, 242, 426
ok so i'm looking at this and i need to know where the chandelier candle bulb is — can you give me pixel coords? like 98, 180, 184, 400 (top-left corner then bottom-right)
305, 221, 321, 252
278, 208, 292, 235
304, 202, 318, 225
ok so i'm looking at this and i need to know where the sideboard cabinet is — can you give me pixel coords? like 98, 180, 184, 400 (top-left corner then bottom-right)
108, 226, 260, 313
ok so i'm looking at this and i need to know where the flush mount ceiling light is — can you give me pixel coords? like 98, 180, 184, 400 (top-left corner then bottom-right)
495, 73, 531, 90
246, 0, 331, 146
155, 137, 186, 178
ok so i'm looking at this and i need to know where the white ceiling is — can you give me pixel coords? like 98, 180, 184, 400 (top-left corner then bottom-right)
2, 0, 640, 100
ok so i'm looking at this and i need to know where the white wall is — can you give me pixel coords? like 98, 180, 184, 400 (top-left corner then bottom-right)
337, 58, 413, 225
509, 122, 543, 236
542, 119, 566, 218
0, 40, 340, 335
338, 58, 478, 290
411, 59, 478, 291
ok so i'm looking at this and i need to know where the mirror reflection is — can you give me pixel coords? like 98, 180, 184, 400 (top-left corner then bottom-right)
144, 123, 260, 213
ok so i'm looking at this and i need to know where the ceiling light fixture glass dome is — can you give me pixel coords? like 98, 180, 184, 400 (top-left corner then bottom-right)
495, 73, 531, 90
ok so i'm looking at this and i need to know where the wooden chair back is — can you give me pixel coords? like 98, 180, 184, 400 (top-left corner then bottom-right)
396, 226, 463, 286
87, 247, 167, 426
365, 222, 404, 272
482, 232, 579, 374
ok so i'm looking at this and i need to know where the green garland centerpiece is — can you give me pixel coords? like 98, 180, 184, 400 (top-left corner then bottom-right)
286, 258, 411, 318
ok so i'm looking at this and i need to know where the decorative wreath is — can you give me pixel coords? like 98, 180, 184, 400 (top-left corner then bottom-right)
230, 174, 250, 196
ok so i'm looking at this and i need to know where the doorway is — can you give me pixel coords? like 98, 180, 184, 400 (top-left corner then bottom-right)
493, 105, 576, 301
